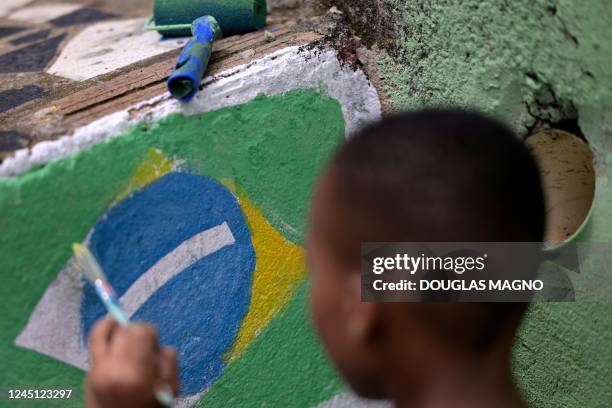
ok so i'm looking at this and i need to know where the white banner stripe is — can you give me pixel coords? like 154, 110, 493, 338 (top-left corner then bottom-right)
120, 222, 236, 317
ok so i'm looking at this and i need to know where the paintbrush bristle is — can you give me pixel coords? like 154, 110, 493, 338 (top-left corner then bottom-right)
72, 243, 107, 284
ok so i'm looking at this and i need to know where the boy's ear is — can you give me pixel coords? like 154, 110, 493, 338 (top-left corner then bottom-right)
345, 273, 382, 346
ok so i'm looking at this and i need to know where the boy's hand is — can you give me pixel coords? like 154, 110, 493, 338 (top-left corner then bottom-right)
86, 318, 179, 408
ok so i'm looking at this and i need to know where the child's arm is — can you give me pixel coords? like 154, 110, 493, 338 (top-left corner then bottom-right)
86, 318, 179, 408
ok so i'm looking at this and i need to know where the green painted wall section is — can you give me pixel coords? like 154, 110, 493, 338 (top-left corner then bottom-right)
370, 1, 611, 406
0, 90, 345, 407
198, 283, 343, 407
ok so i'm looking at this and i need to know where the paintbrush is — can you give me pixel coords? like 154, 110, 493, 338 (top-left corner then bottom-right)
72, 243, 175, 407
72, 244, 130, 326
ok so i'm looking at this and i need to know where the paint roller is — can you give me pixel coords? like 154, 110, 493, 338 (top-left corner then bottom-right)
146, 0, 267, 102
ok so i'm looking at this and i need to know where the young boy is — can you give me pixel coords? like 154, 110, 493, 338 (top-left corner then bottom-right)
86, 110, 545, 408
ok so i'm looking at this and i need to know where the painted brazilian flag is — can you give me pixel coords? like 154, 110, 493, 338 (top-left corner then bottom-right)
0, 90, 345, 407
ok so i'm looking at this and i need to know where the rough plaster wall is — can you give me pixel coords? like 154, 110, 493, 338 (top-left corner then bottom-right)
330, 0, 611, 406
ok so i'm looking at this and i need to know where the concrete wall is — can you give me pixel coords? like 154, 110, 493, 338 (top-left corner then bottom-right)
1, 89, 349, 408
331, 0, 612, 406
0, 2, 382, 404
0, 38, 381, 406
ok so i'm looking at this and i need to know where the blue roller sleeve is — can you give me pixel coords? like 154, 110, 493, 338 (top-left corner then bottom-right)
168, 16, 222, 102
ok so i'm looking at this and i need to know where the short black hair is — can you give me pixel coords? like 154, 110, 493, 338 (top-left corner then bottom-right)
328, 109, 545, 247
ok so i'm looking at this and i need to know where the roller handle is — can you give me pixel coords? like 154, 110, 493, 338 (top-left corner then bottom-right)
167, 16, 222, 102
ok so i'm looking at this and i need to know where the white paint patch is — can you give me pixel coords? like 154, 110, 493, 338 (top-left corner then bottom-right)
121, 222, 235, 317
315, 392, 393, 408
8, 3, 82, 23
47, 18, 185, 81
182, 47, 380, 135
1, 45, 381, 177
15, 254, 88, 369
0, 0, 32, 18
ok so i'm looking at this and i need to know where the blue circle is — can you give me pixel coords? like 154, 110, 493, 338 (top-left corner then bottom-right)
80, 172, 255, 396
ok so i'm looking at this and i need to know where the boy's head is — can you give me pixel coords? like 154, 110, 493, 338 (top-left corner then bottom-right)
306, 110, 545, 398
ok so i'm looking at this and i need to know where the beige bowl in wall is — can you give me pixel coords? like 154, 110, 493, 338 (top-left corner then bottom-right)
525, 129, 596, 249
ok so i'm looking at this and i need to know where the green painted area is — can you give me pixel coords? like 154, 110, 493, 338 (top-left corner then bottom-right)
198, 283, 343, 407
0, 90, 345, 407
377, 0, 611, 138
372, 1, 612, 406
514, 303, 612, 407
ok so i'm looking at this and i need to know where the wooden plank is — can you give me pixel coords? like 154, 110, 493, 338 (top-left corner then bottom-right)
0, 25, 322, 159
54, 58, 174, 115
52, 25, 312, 118
60, 31, 322, 127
